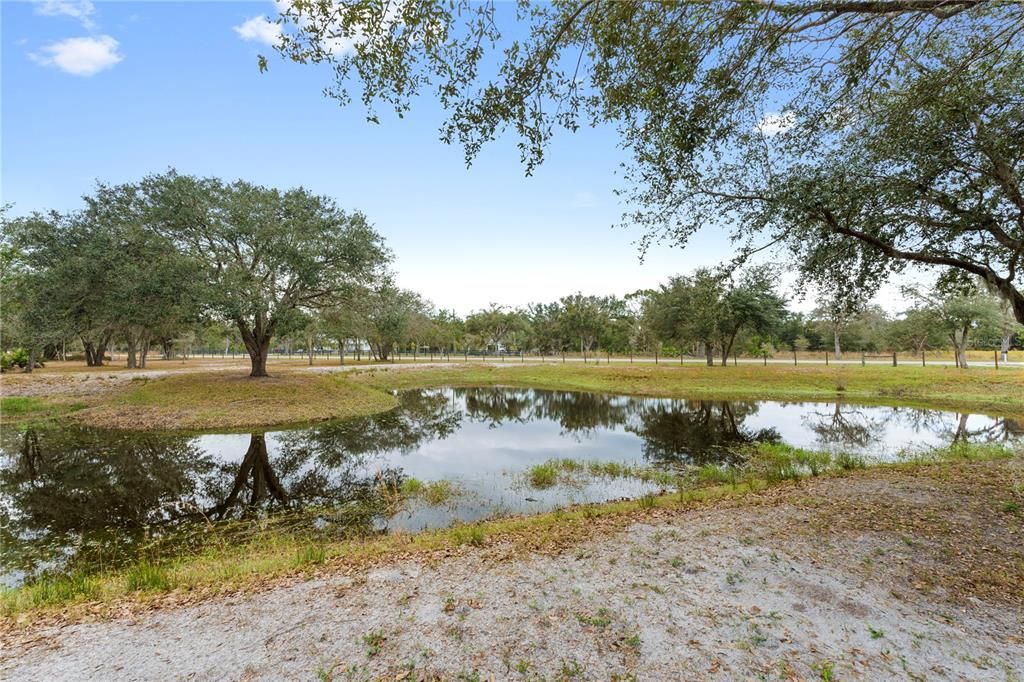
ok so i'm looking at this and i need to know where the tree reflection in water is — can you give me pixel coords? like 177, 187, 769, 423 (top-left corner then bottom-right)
1, 388, 1017, 586
628, 400, 781, 467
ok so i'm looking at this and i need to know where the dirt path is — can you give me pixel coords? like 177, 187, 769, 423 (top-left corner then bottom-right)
3, 462, 1022, 681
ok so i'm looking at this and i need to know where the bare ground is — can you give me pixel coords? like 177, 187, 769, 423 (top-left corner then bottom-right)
3, 461, 1022, 681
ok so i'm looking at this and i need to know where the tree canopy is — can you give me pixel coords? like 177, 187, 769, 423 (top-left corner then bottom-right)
268, 0, 1024, 321
139, 171, 390, 376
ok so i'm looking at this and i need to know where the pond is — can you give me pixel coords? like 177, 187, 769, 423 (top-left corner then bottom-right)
1, 387, 1019, 587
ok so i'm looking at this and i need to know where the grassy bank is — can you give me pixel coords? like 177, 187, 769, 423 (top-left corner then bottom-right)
350, 363, 1024, 419
3, 362, 1022, 431
2, 441, 1019, 628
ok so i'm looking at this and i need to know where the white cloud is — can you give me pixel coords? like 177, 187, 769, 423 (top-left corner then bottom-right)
757, 112, 796, 137
34, 0, 96, 29
233, 16, 282, 47
30, 35, 123, 76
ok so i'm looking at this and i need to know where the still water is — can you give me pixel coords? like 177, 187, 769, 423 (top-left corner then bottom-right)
1, 387, 1018, 586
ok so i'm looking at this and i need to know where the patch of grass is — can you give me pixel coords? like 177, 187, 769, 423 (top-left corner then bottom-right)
637, 493, 658, 510
69, 371, 398, 431
835, 451, 867, 470
0, 396, 85, 425
1, 573, 100, 610
694, 463, 741, 486
124, 561, 171, 592
400, 478, 424, 496
868, 626, 884, 639
362, 630, 385, 657
0, 396, 47, 415
576, 607, 613, 629
294, 545, 326, 567
451, 525, 486, 547
527, 461, 561, 489
420, 480, 460, 506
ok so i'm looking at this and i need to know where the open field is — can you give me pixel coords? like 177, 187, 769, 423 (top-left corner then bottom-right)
3, 360, 1023, 431
2, 453, 1022, 679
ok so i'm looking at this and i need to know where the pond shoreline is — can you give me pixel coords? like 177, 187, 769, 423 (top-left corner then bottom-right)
3, 362, 1024, 432
3, 456, 1021, 680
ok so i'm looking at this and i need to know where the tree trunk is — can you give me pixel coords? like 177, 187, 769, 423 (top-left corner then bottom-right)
338, 338, 345, 365
126, 332, 138, 369
162, 340, 173, 361
1001, 332, 1012, 363
83, 337, 108, 366
704, 342, 714, 367
23, 347, 35, 374
833, 330, 842, 361
955, 326, 970, 369
721, 331, 737, 366
238, 318, 274, 378
307, 334, 314, 366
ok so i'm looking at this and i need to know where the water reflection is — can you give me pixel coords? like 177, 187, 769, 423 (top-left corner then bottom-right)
1, 387, 1018, 586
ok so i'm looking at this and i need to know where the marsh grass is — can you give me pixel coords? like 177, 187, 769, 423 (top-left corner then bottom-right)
525, 458, 681, 490
399, 478, 461, 505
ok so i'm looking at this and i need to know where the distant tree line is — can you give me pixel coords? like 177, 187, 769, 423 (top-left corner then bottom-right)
2, 175, 1021, 374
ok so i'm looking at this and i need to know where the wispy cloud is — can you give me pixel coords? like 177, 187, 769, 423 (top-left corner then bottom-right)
757, 112, 796, 137
34, 0, 96, 29
30, 35, 123, 76
233, 15, 282, 47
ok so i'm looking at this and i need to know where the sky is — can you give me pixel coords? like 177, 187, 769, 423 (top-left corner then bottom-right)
1, 0, 917, 315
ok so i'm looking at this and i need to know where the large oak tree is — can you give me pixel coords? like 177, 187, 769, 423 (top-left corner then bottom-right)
140, 171, 389, 377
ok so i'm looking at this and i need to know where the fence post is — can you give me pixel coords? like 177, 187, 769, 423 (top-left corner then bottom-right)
630, 350, 633, 364
521, 351, 525, 363
562, 351, 565, 364
825, 353, 829, 366
763, 354, 767, 366
654, 350, 658, 365
607, 351, 610, 365
861, 352, 865, 367
921, 351, 925, 367
892, 351, 897, 367
995, 350, 999, 369
793, 349, 797, 366
733, 350, 737, 366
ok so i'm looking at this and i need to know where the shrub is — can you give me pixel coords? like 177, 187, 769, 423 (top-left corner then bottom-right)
0, 348, 32, 372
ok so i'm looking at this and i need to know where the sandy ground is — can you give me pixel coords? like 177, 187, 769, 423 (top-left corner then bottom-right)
3, 464, 1022, 681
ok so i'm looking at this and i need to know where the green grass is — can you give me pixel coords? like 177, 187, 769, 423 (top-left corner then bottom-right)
400, 478, 461, 505
7, 362, 1023, 432
527, 461, 561, 488
352, 363, 1024, 420
525, 457, 681, 490
124, 562, 171, 592
62, 372, 398, 431
0, 396, 85, 424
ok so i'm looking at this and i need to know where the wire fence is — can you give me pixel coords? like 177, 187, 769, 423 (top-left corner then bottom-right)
100, 346, 1020, 368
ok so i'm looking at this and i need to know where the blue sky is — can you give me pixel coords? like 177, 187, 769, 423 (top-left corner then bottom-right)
2, 1, 906, 314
